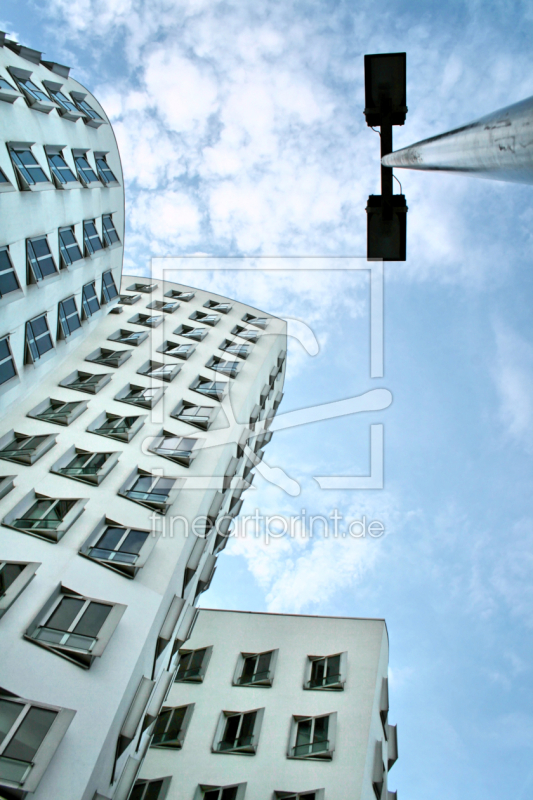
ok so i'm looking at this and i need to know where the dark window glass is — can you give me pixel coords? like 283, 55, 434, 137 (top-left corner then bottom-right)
46, 597, 85, 631
0, 337, 17, 384
0, 563, 24, 596
76, 98, 103, 120
26, 316, 53, 361
152, 706, 187, 745
82, 283, 100, 317
73, 602, 111, 637
102, 270, 118, 301
0, 168, 9, 183
83, 221, 103, 254
74, 155, 98, 184
17, 78, 50, 104
48, 153, 77, 184
59, 228, 83, 266
0, 249, 20, 297
96, 158, 118, 185
59, 298, 81, 337
10, 148, 48, 184
27, 237, 57, 281
91, 526, 148, 564
50, 90, 78, 113
2, 706, 56, 762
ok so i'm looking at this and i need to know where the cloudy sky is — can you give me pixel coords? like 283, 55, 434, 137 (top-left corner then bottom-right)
5, 0, 533, 797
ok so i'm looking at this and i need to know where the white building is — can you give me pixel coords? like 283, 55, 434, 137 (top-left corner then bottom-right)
138, 609, 398, 800
0, 31, 287, 800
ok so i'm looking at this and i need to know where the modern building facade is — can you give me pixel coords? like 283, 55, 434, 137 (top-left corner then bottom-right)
138, 609, 398, 800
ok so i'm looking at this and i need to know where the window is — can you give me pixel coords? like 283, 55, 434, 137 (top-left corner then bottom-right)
173, 324, 208, 341
220, 341, 250, 359
137, 360, 180, 383
9, 74, 56, 112
175, 647, 212, 682
58, 227, 83, 267
8, 145, 52, 190
73, 152, 100, 187
164, 288, 195, 301
206, 356, 240, 378
151, 704, 194, 749
71, 93, 104, 127
148, 432, 202, 466
171, 401, 218, 430
0, 430, 56, 465
0, 336, 17, 386
231, 325, 260, 342
234, 650, 278, 687
2, 491, 87, 543
274, 792, 324, 800
46, 150, 78, 187
80, 517, 156, 578
204, 300, 232, 313
190, 376, 227, 402
28, 398, 87, 426
102, 215, 120, 247
126, 282, 158, 293
196, 785, 246, 800
0, 167, 15, 193
214, 709, 264, 755
0, 75, 19, 103
0, 561, 40, 619
118, 468, 180, 515
0, 689, 75, 795
86, 347, 131, 368
158, 341, 195, 360
372, 740, 386, 800
27, 236, 58, 282
115, 383, 164, 409
25, 314, 54, 362
95, 154, 118, 185
242, 313, 268, 329
288, 713, 337, 760
147, 299, 178, 313
130, 778, 172, 800
51, 447, 119, 486
128, 313, 162, 328
46, 87, 82, 120
83, 220, 104, 255
108, 329, 149, 346
189, 311, 220, 326
25, 585, 126, 668
305, 653, 346, 691
102, 269, 119, 302
59, 369, 111, 395
0, 248, 21, 298
118, 293, 141, 305
58, 297, 81, 338
88, 412, 145, 442
82, 282, 100, 318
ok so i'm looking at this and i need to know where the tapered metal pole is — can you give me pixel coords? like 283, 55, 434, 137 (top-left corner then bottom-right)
382, 95, 533, 184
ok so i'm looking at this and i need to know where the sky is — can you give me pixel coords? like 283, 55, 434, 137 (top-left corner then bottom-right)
3, 0, 533, 797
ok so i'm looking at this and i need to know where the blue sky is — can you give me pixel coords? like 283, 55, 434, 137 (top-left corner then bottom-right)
4, 0, 533, 797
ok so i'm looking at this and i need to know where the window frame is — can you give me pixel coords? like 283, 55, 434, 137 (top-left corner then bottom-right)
7, 142, 54, 191
0, 335, 19, 390
126, 282, 158, 293
274, 791, 325, 800
231, 325, 260, 342
157, 340, 196, 360
83, 219, 104, 256
118, 293, 141, 305
27, 397, 88, 427
70, 91, 105, 128
94, 152, 119, 185
87, 411, 146, 442
26, 236, 58, 283
130, 777, 172, 800
189, 310, 220, 327
0, 687, 75, 795
50, 446, 119, 486
150, 703, 195, 750
108, 328, 149, 347
128, 312, 163, 328
44, 83, 83, 121
102, 215, 121, 249
24, 584, 126, 669
25, 314, 54, 364
233, 649, 279, 688
7, 68, 57, 113
72, 149, 101, 187
57, 296, 82, 339
173, 324, 208, 341
242, 313, 268, 329
117, 467, 182, 515
0, 561, 40, 619
170, 400, 219, 430
164, 288, 195, 301
0, 247, 22, 300
146, 299, 178, 313
44, 146, 79, 190
219, 340, 250, 359
203, 299, 232, 314
287, 713, 337, 761
205, 356, 241, 378
189, 375, 228, 402
81, 281, 101, 318
175, 646, 213, 683
148, 429, 203, 466
137, 360, 181, 383
194, 784, 247, 800
80, 516, 158, 578
213, 708, 265, 756
58, 226, 84, 268
0, 429, 57, 465
2, 490, 87, 543
304, 652, 346, 691
59, 369, 112, 395
101, 269, 119, 303
85, 347, 132, 368
0, 74, 20, 104
114, 382, 165, 409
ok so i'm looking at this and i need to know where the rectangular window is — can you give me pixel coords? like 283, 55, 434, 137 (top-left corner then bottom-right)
242, 314, 268, 329
83, 220, 103, 255
119, 469, 178, 515
164, 288, 195, 301
109, 329, 149, 346
9, 498, 79, 533
0, 431, 56, 465
59, 227, 83, 267
102, 215, 120, 247
147, 300, 178, 313
128, 313, 162, 328
72, 96, 104, 125
46, 151, 77, 186
203, 300, 232, 313
0, 248, 21, 298
175, 647, 212, 682
130, 778, 172, 800
25, 587, 125, 668
198, 787, 245, 800
9, 145, 50, 189
10, 75, 56, 112
80, 517, 156, 578
151, 704, 193, 749
47, 88, 82, 120
231, 325, 260, 342
119, 293, 141, 305
173, 324, 208, 341
206, 357, 240, 378
59, 370, 111, 395
28, 398, 86, 426
171, 401, 216, 430
158, 341, 195, 360
235, 650, 277, 687
274, 793, 322, 800
73, 153, 100, 187
27, 237, 57, 282
53, 448, 118, 485
307, 653, 345, 690
86, 347, 131, 368
0, 337, 17, 386
58, 297, 81, 338
102, 269, 119, 302
0, 561, 40, 619
148, 433, 200, 466
95, 156, 118, 185
126, 282, 158, 293
190, 377, 227, 402
215, 709, 263, 755
25, 315, 54, 362
82, 282, 100, 318
0, 76, 19, 103
289, 713, 337, 760
115, 384, 164, 409
220, 341, 250, 358
89, 412, 145, 442
137, 360, 180, 383
189, 311, 220, 326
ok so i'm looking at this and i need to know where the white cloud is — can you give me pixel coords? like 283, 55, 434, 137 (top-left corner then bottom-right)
492, 322, 533, 447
